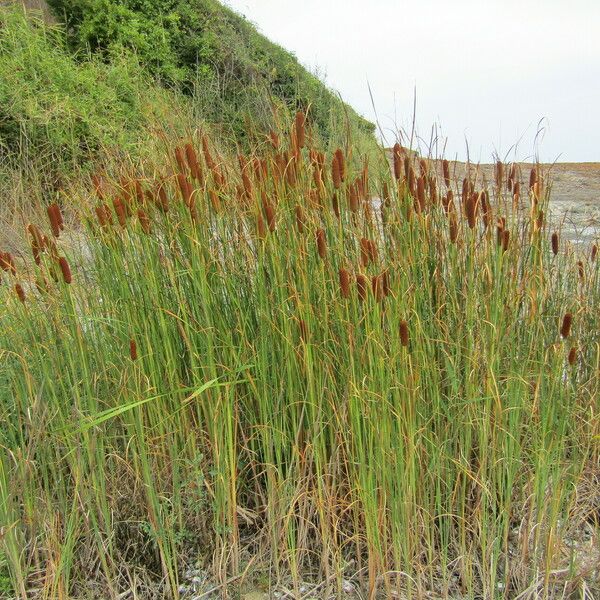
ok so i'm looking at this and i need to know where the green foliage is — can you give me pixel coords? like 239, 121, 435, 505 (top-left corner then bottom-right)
0, 6, 185, 174
46, 0, 376, 145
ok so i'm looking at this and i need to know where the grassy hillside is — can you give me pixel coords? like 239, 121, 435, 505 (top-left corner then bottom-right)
46, 0, 375, 146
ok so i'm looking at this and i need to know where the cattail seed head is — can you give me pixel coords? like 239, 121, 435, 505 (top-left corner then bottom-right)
502, 229, 510, 253
393, 143, 403, 180
335, 148, 346, 182
551, 232, 559, 255
257, 212, 267, 239
58, 256, 72, 284
209, 189, 220, 212
332, 154, 341, 189
95, 204, 111, 229
15, 283, 25, 303
442, 159, 451, 187
568, 346, 577, 366
591, 244, 598, 262
185, 143, 203, 183
0, 252, 16, 275
577, 260, 585, 281
560, 312, 573, 338
529, 167, 537, 190
316, 228, 327, 260
332, 192, 340, 219
349, 182, 359, 212
137, 209, 151, 234
129, 339, 138, 361
381, 270, 391, 297
449, 210, 458, 244
465, 193, 477, 229
416, 176, 426, 213
339, 268, 351, 299
295, 111, 306, 150
177, 173, 192, 206
113, 197, 127, 228
174, 146, 187, 174
495, 160, 504, 188
356, 273, 369, 302
399, 320, 409, 347
263, 200, 276, 232
47, 203, 62, 237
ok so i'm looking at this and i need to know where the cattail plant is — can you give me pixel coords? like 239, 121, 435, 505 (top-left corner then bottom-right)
551, 232, 559, 255
334, 148, 346, 182
356, 273, 369, 301
332, 154, 341, 190
502, 229, 510, 253
113, 198, 127, 228
592, 244, 598, 262
339, 268, 351, 299
137, 209, 151, 235
560, 312, 573, 338
332, 192, 340, 219
47, 203, 63, 237
14, 283, 25, 303
58, 257, 72, 284
185, 143, 204, 183
316, 228, 327, 260
399, 319, 409, 347
393, 143, 403, 181
0, 252, 16, 275
294, 111, 306, 150
129, 339, 138, 361
568, 346, 577, 366
442, 159, 451, 187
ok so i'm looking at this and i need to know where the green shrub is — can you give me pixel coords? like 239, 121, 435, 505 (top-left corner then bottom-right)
0, 6, 185, 173
46, 0, 376, 146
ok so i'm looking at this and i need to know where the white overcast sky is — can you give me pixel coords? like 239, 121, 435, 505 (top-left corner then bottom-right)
223, 0, 600, 163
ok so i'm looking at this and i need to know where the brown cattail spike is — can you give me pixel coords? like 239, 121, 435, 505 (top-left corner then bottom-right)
592, 244, 598, 262
58, 257, 72, 284
502, 229, 510, 253
560, 312, 573, 339
0, 252, 16, 275
393, 143, 403, 180
113, 197, 127, 228
295, 111, 306, 150
15, 283, 26, 303
185, 143, 203, 183
442, 159, 450, 187
339, 268, 351, 299
568, 346, 577, 366
316, 228, 327, 260
137, 209, 151, 234
47, 204, 62, 237
335, 149, 346, 182
399, 320, 409, 347
332, 154, 341, 190
129, 339, 138, 361
551, 232, 559, 255
356, 274, 368, 302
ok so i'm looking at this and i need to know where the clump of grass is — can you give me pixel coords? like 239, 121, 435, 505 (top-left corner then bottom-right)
0, 114, 599, 600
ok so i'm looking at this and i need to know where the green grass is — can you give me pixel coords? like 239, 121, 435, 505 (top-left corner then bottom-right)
0, 117, 598, 599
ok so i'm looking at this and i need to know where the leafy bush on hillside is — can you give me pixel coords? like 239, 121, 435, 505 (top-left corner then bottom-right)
0, 7, 183, 173
46, 0, 376, 144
